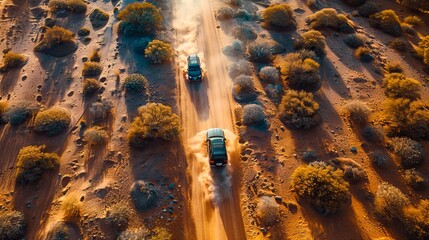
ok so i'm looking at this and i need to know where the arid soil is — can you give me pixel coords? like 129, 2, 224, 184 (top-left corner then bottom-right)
1, 0, 429, 239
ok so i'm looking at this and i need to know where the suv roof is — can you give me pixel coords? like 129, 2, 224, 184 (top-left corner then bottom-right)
187, 55, 200, 67
207, 128, 225, 139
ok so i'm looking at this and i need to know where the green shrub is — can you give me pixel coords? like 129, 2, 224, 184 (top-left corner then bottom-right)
117, 2, 162, 35
383, 73, 422, 99
388, 39, 407, 52
89, 49, 101, 62
295, 30, 326, 56
247, 41, 272, 63
216, 7, 234, 20
355, 46, 374, 62
399, 0, 429, 12
403, 16, 423, 26
291, 162, 350, 214
124, 74, 147, 93
374, 182, 410, 221
279, 90, 320, 129
130, 180, 158, 211
78, 27, 90, 36
144, 40, 173, 64
0, 210, 26, 240
279, 53, 320, 91
391, 137, 423, 168
118, 228, 149, 240
383, 98, 429, 139
0, 101, 7, 124
128, 103, 181, 147
306, 8, 354, 33
231, 24, 257, 43
344, 33, 367, 49
90, 8, 109, 28
385, 62, 403, 73
341, 0, 366, 6
362, 125, 384, 143
232, 75, 257, 102
89, 98, 113, 122
358, 1, 379, 17
61, 195, 82, 223
403, 200, 429, 240
262, 3, 296, 28
0, 52, 27, 71
404, 169, 427, 190
34, 107, 71, 136
243, 104, 266, 127
82, 62, 103, 77
256, 196, 279, 226
259, 66, 279, 83
106, 202, 131, 234
49, 0, 87, 13
83, 78, 101, 95
369, 10, 402, 37
16, 145, 60, 184
3, 101, 39, 126
84, 126, 108, 145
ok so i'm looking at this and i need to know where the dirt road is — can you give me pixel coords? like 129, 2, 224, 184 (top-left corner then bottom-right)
173, 0, 246, 239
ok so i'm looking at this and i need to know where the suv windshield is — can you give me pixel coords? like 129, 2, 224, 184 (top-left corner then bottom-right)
189, 66, 200, 72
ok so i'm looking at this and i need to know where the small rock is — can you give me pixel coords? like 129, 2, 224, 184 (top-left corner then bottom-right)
168, 183, 175, 190
275, 195, 282, 203
350, 147, 357, 153
26, 202, 31, 208
168, 194, 174, 199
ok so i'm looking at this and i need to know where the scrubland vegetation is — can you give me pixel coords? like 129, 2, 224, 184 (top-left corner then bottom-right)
0, 209, 26, 239
117, 2, 162, 36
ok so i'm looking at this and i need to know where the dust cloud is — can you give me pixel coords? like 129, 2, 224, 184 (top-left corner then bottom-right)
187, 129, 238, 205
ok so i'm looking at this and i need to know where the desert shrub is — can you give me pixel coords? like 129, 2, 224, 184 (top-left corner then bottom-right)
247, 41, 272, 63
343, 33, 367, 49
242, 104, 266, 127
279, 90, 320, 129
35, 26, 76, 55
228, 60, 253, 79
388, 39, 407, 52
3, 102, 39, 126
232, 75, 257, 102
61, 195, 82, 223
231, 24, 257, 43
223, 40, 244, 56
403, 200, 429, 240
341, 0, 366, 6
259, 66, 279, 83
0, 210, 26, 240
369, 10, 402, 37
385, 62, 403, 73
279, 53, 321, 92
124, 74, 147, 93
401, 23, 416, 35
0, 101, 7, 124
374, 182, 410, 221
34, 107, 71, 136
295, 30, 326, 56
383, 73, 422, 99
144, 40, 173, 64
306, 8, 354, 33
0, 52, 27, 71
343, 165, 367, 183
117, 2, 162, 36
234, 8, 256, 20
345, 100, 371, 126
16, 145, 60, 184
148, 227, 172, 240
49, 222, 72, 240
83, 78, 101, 95
89, 49, 101, 62
49, 0, 87, 13
299, 49, 317, 60
118, 228, 149, 240
362, 125, 384, 143
399, 0, 429, 12
291, 162, 350, 214
384, 98, 429, 139
78, 27, 90, 36
358, 1, 379, 17
403, 16, 423, 26
355, 46, 374, 62
106, 202, 131, 234
256, 196, 279, 226
90, 8, 109, 28
84, 126, 108, 145
418, 36, 429, 65
130, 180, 158, 211
89, 98, 113, 122
391, 137, 423, 168
216, 7, 234, 20
370, 153, 388, 168
82, 62, 103, 77
128, 103, 181, 147
262, 3, 295, 28
404, 169, 427, 190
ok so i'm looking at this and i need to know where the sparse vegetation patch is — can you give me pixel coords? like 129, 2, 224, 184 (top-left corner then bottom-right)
34, 107, 71, 136
0, 52, 27, 71
279, 90, 320, 129
117, 2, 162, 36
0, 209, 26, 240
144, 40, 173, 64
306, 8, 354, 33
262, 3, 296, 28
